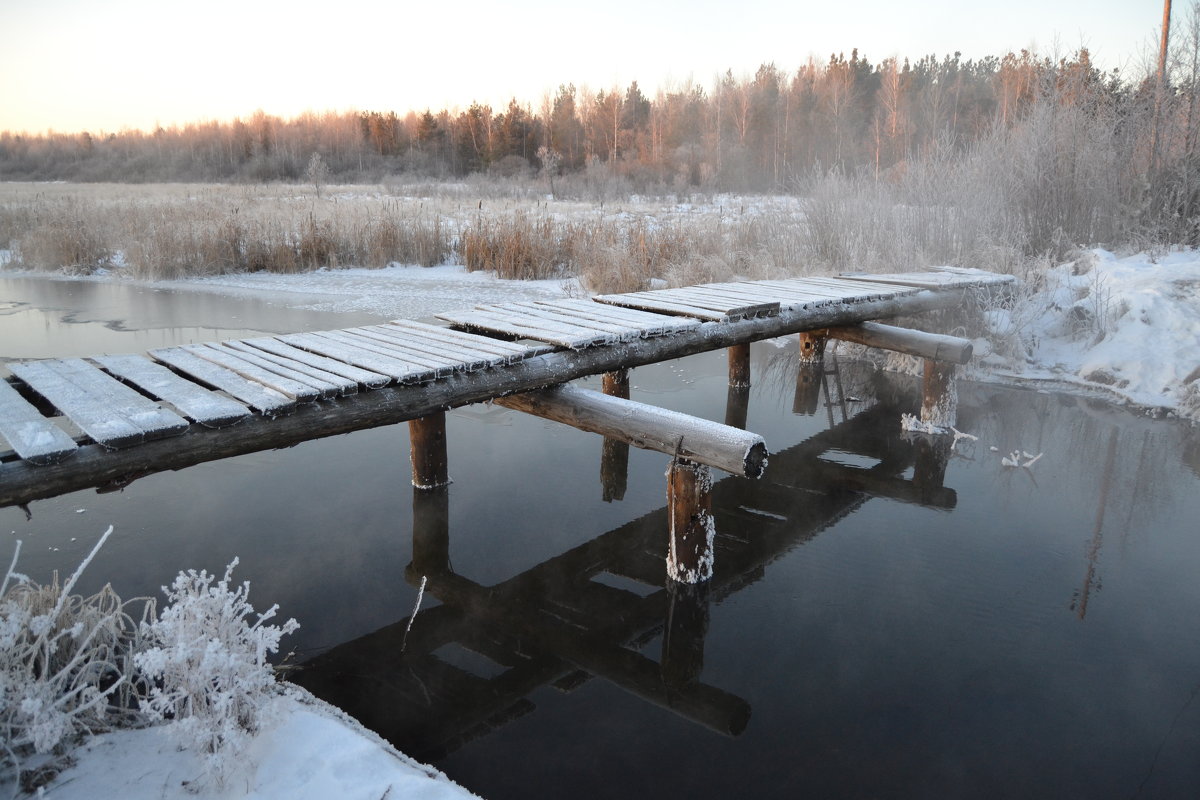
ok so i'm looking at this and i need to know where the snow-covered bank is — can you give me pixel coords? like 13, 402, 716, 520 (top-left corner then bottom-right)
972, 248, 1200, 420
33, 687, 478, 799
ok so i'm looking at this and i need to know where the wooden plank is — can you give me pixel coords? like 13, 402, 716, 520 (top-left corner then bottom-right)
538, 299, 702, 335
364, 325, 509, 369
436, 308, 611, 349
236, 338, 391, 389
150, 347, 295, 416
840, 268, 1016, 290
277, 332, 436, 384
623, 288, 775, 317
483, 303, 646, 342
207, 342, 352, 397
672, 284, 811, 310
0, 378, 77, 464
593, 293, 730, 321
182, 344, 324, 402
738, 280, 858, 301
325, 330, 460, 376
701, 282, 841, 308
51, 358, 189, 439
341, 327, 485, 372
383, 320, 541, 361
788, 276, 917, 299
9, 360, 148, 449
92, 353, 250, 427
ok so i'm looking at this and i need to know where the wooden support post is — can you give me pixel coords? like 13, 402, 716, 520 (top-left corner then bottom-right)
798, 330, 828, 365
408, 412, 449, 490
666, 459, 715, 585
661, 580, 710, 689
920, 360, 958, 431
411, 485, 450, 575
724, 385, 749, 430
496, 384, 767, 478
601, 369, 630, 399
599, 369, 631, 502
727, 342, 751, 388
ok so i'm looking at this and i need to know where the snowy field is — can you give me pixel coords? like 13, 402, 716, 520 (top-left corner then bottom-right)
2, 244, 1198, 798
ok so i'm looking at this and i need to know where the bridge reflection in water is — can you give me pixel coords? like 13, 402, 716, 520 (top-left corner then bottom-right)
291, 372, 960, 763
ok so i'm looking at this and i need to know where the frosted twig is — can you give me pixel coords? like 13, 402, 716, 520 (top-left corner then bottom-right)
401, 576, 427, 653
1022, 452, 1043, 468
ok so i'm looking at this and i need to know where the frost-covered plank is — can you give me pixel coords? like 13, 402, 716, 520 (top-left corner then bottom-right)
49, 358, 189, 439
205, 343, 349, 398
0, 378, 77, 464
236, 338, 391, 390
436, 308, 612, 349
278, 332, 435, 384
698, 283, 836, 311
593, 293, 730, 321
9, 360, 148, 448
339, 327, 482, 373
840, 268, 1015, 290
461, 305, 625, 346
541, 299, 702, 335
182, 344, 324, 402
728, 281, 843, 304
382, 320, 542, 361
322, 330, 459, 376
357, 325, 501, 370
749, 279, 879, 302
150, 347, 295, 416
629, 288, 779, 320
484, 302, 646, 342
92, 353, 250, 427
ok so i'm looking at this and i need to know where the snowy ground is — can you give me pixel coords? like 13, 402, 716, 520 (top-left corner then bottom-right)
27, 687, 478, 799
970, 248, 1200, 420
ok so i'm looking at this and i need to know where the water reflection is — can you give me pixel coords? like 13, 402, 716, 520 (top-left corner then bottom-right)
291, 393, 957, 761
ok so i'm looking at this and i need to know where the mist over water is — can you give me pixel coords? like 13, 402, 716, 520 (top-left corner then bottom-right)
3, 276, 1200, 798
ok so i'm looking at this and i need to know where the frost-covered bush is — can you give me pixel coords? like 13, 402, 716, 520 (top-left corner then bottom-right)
134, 557, 298, 786
0, 527, 152, 788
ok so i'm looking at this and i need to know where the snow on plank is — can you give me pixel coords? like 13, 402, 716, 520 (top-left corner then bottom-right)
482, 302, 647, 342
201, 342, 349, 399
236, 338, 390, 390
614, 288, 777, 320
435, 307, 615, 349
0, 378, 77, 464
150, 347, 295, 416
840, 268, 1016, 290
538, 299, 702, 335
221, 341, 358, 396
382, 320, 546, 363
92, 353, 250, 428
277, 332, 436, 384
786, 276, 918, 300
181, 344, 325, 402
355, 325, 500, 371
698, 282, 839, 310
661, 285, 796, 312
593, 292, 731, 321
745, 279, 882, 303
316, 330, 458, 377
10, 360, 148, 449
336, 328, 478, 373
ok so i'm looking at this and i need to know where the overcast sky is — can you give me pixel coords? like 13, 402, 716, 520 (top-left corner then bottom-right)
0, 0, 1164, 133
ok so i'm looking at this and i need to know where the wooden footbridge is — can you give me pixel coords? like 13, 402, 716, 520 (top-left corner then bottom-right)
0, 268, 1011, 579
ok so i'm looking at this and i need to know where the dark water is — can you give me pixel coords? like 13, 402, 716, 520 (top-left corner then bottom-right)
4, 277, 1200, 799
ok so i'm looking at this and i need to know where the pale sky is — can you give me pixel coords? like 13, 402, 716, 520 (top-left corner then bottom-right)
0, 0, 1164, 134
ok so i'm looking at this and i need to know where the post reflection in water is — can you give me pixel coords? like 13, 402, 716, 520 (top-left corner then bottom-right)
291, 379, 956, 767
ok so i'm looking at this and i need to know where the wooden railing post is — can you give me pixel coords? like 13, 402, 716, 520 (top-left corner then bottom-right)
727, 343, 751, 388
408, 412, 449, 490
666, 459, 715, 585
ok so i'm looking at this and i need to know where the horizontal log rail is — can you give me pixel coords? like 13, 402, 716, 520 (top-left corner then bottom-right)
825, 321, 974, 364
495, 384, 766, 478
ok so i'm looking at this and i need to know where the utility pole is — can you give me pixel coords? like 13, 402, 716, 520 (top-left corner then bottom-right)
1151, 0, 1174, 177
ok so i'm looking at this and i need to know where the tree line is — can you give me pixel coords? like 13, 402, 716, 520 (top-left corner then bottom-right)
0, 43, 1191, 208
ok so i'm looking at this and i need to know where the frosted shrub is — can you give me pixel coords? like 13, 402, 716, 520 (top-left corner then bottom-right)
134, 558, 298, 786
1, 528, 151, 788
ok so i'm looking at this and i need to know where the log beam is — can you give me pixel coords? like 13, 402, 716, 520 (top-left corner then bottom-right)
797, 331, 827, 365
496, 384, 767, 479
826, 321, 973, 364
